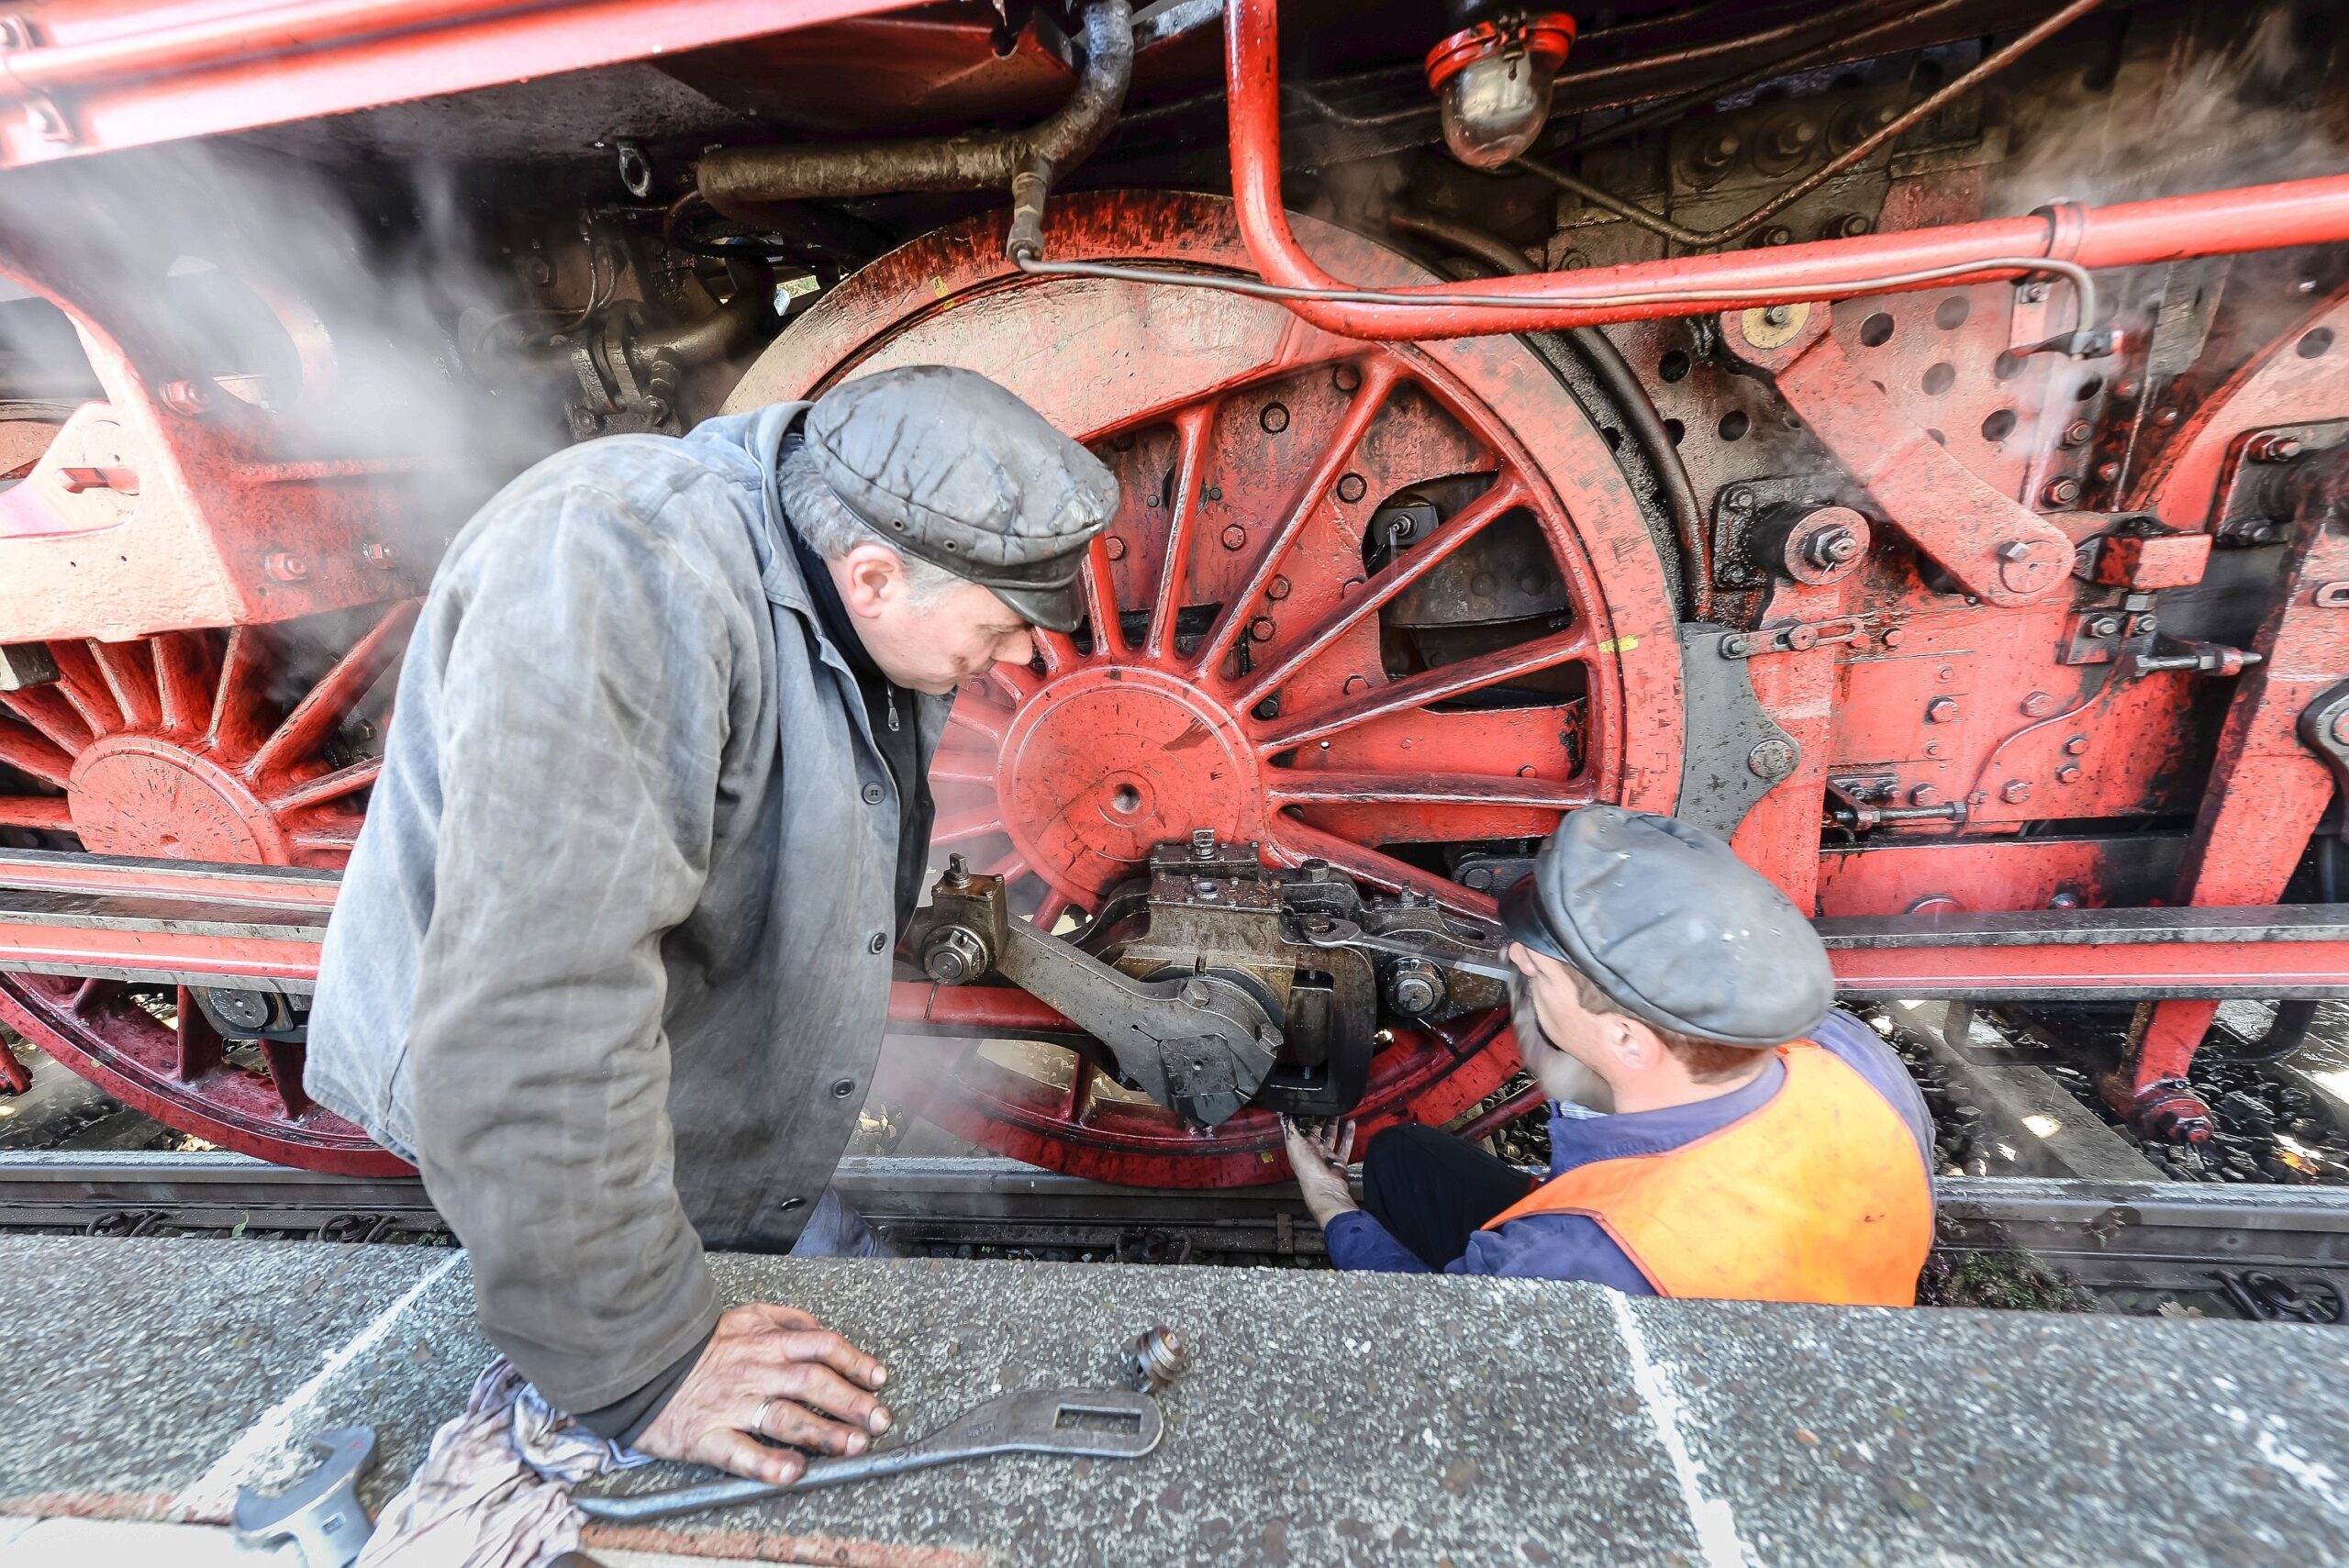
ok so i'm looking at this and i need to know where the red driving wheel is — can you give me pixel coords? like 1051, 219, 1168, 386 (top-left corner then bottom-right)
734, 191, 1684, 1185
0, 606, 414, 1173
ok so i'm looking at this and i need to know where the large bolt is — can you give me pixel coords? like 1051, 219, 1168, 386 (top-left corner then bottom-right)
2065, 734, 2090, 755
1769, 118, 1820, 160
2000, 779, 2032, 804
1180, 978, 1213, 1008
1805, 527, 1863, 566
2060, 419, 2094, 449
158, 378, 216, 417
943, 852, 971, 887
1122, 1327, 1190, 1394
2056, 763, 2083, 784
1387, 962, 1445, 1017
1260, 402, 1290, 433
2086, 614, 2122, 639
358, 540, 397, 571
2021, 690, 2058, 717
1926, 696, 1960, 723
1267, 575, 1292, 601
2248, 432, 2305, 463
1221, 525, 1248, 550
262, 550, 309, 584
1724, 486, 1755, 515
1690, 128, 1742, 174
1250, 616, 1276, 642
1336, 473, 1368, 504
1191, 828, 1218, 860
2042, 476, 2084, 507
919, 927, 991, 985
1104, 537, 1127, 561
1909, 784, 1942, 807
1746, 738, 1796, 779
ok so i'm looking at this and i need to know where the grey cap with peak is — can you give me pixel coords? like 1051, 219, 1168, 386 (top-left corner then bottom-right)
804, 364, 1119, 633
1497, 806, 1834, 1048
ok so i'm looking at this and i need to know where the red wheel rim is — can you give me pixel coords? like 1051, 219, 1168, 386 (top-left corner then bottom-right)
738, 191, 1684, 1185
0, 607, 414, 1174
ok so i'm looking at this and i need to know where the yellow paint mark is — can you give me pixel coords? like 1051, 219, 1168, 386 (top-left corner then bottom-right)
1598, 635, 1639, 653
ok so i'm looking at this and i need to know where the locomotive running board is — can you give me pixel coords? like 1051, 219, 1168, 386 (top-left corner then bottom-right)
3, 846, 2349, 1005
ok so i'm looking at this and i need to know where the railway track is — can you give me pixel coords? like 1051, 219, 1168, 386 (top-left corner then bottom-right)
9, 1151, 2346, 1296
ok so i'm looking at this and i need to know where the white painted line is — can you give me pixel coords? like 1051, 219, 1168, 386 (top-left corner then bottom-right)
172, 1251, 466, 1520
1609, 1292, 1753, 1568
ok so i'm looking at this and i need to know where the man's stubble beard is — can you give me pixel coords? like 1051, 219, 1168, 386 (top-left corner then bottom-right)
1508, 972, 1614, 1115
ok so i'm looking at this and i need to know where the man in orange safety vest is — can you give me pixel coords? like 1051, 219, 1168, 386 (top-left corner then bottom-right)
1282, 806, 1934, 1305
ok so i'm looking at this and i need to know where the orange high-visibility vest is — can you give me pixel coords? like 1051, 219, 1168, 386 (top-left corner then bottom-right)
1482, 1041, 1933, 1306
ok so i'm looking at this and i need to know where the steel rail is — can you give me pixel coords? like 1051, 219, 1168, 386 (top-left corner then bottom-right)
0, 1152, 2343, 1291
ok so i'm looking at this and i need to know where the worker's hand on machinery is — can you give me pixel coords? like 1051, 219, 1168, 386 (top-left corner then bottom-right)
635, 1303, 894, 1485
1279, 1116, 1360, 1228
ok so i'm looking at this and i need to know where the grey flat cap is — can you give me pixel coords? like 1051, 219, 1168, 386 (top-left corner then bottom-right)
805, 365, 1119, 632
1498, 806, 1834, 1048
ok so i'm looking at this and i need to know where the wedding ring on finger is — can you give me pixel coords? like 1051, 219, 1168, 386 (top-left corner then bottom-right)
751, 1396, 781, 1438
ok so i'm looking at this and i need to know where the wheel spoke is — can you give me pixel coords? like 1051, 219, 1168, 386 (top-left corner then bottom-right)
1081, 535, 1125, 660
1030, 629, 1080, 676
265, 757, 380, 814
0, 795, 71, 829
68, 978, 117, 1017
1231, 477, 1528, 712
152, 630, 217, 736
1193, 358, 1400, 679
87, 640, 161, 731
1271, 820, 1497, 917
932, 805, 1006, 847
173, 985, 224, 1081
289, 823, 360, 857
1143, 403, 1216, 663
1253, 626, 1594, 753
1058, 1053, 1095, 1121
40, 642, 121, 735
950, 699, 1009, 745
261, 1040, 313, 1118
983, 850, 1030, 880
206, 627, 275, 758
929, 747, 998, 785
1033, 889, 1074, 931
243, 601, 417, 784
0, 716, 72, 789
1265, 768, 1593, 810
0, 684, 94, 755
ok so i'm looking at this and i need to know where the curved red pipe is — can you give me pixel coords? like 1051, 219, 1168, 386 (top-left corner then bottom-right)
1225, 0, 2349, 339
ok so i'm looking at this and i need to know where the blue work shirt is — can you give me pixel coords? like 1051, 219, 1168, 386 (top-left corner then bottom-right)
1324, 1010, 1933, 1287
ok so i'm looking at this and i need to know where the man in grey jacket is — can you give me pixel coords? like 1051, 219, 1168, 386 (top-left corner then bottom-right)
306, 365, 1118, 1485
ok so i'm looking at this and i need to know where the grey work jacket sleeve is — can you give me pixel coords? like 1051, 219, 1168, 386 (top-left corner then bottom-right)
405, 481, 747, 1414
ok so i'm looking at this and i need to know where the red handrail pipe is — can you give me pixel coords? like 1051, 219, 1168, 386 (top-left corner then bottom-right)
1223, 0, 2349, 339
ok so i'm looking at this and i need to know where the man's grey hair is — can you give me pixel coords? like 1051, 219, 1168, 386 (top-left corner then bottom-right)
778, 439, 963, 606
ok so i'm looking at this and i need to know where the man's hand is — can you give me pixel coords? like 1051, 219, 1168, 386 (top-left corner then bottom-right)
635, 1303, 893, 1485
1280, 1116, 1360, 1229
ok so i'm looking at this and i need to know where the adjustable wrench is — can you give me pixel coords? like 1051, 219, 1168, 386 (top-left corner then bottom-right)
574, 1387, 1163, 1523
1290, 914, 1517, 982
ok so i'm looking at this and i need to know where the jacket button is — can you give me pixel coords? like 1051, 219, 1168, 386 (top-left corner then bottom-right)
861, 782, 884, 806
776, 1195, 806, 1213
831, 1077, 858, 1099
868, 933, 887, 953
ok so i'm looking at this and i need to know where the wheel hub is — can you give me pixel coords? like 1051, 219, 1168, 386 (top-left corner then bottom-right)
999, 666, 1263, 905
68, 735, 287, 862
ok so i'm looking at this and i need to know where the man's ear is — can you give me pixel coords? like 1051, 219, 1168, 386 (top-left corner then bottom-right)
1609, 1017, 1664, 1073
835, 543, 903, 619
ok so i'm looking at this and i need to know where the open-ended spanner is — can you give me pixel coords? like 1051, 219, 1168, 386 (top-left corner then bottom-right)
574, 1386, 1163, 1523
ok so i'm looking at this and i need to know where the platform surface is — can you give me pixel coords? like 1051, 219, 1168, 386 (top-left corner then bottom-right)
5, 1234, 2347, 1566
